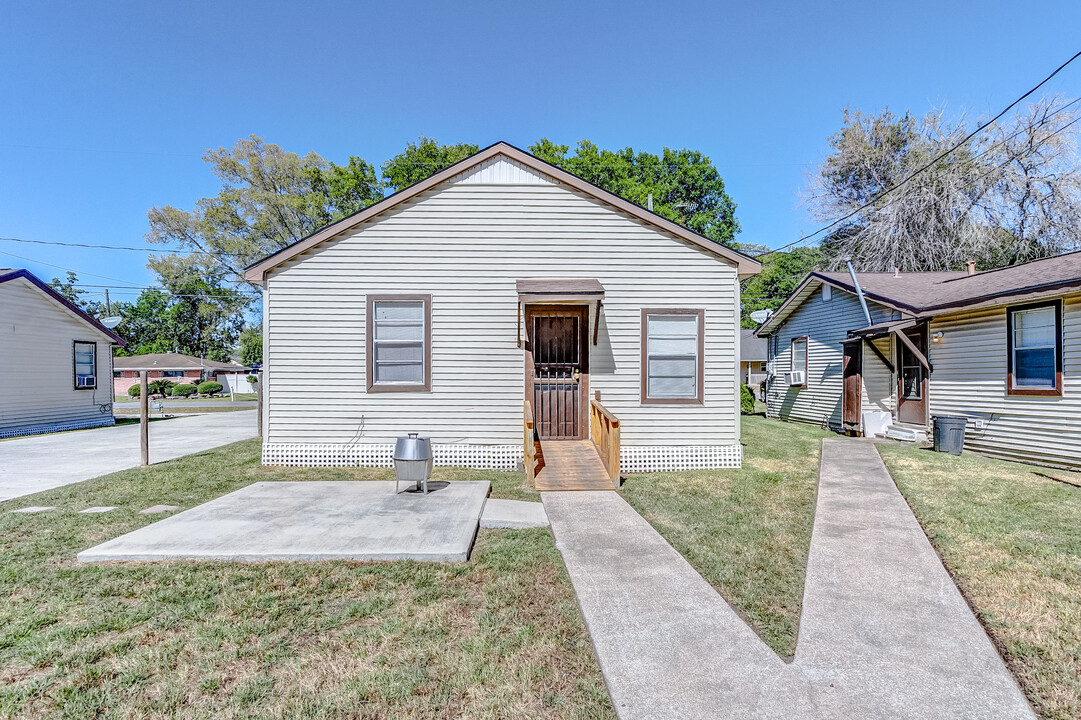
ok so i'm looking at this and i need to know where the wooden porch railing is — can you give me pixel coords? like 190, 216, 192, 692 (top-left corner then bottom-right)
589, 392, 621, 487
524, 400, 537, 487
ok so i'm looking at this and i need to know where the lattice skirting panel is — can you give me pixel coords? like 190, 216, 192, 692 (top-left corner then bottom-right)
619, 444, 743, 473
0, 416, 115, 440
262, 443, 523, 471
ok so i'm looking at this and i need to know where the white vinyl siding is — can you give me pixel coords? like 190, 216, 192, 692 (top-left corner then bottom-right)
645, 313, 700, 400
263, 179, 741, 447
928, 294, 1081, 469
765, 284, 894, 429
861, 336, 895, 415
0, 278, 115, 432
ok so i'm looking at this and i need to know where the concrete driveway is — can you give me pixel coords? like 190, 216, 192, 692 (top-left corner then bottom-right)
0, 411, 259, 502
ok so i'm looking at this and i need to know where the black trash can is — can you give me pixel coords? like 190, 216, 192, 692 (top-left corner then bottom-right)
932, 416, 967, 455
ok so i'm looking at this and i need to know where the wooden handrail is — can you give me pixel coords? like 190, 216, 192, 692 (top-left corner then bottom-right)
589, 395, 621, 487
524, 400, 537, 487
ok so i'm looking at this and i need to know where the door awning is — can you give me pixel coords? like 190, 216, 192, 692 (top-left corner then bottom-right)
515, 278, 605, 303
516, 278, 605, 347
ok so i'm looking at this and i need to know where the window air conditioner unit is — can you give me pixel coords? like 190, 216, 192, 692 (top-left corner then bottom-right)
786, 370, 805, 386
76, 376, 96, 388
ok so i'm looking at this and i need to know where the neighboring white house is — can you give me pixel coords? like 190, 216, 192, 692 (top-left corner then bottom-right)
244, 142, 761, 473
740, 328, 768, 393
0, 268, 124, 438
755, 253, 1081, 469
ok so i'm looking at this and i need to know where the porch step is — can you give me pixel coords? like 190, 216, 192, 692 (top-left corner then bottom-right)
535, 440, 614, 491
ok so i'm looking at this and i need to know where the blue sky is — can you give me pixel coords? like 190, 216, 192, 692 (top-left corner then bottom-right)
2, 0, 1079, 303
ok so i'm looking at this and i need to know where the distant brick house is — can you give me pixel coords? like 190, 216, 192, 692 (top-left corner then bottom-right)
113, 353, 247, 395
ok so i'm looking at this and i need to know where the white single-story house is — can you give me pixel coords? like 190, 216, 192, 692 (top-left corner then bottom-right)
113, 353, 248, 396
0, 268, 124, 438
755, 252, 1081, 469
740, 328, 768, 391
244, 142, 761, 475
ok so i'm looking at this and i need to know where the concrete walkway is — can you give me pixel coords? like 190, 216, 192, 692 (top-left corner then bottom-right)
544, 439, 1035, 720
0, 411, 259, 502
795, 440, 1034, 719
543, 492, 849, 720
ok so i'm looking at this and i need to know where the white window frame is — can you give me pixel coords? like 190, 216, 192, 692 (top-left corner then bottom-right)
73, 341, 97, 390
641, 309, 704, 405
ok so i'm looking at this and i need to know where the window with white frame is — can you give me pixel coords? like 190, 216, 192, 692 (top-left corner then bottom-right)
791, 337, 807, 375
73, 341, 96, 389
367, 295, 431, 392
1008, 301, 1061, 394
642, 310, 703, 404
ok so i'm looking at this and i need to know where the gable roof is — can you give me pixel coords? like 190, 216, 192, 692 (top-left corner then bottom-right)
113, 352, 246, 371
243, 141, 761, 282
0, 268, 125, 345
740, 329, 767, 362
757, 251, 1081, 336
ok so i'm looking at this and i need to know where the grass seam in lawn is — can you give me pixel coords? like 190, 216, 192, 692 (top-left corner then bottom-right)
873, 444, 1039, 714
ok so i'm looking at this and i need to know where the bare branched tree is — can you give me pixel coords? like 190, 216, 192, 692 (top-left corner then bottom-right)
808, 98, 1081, 271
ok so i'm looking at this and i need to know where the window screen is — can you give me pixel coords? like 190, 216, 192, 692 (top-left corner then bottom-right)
73, 342, 96, 389
372, 300, 426, 386
791, 338, 807, 373
645, 313, 700, 400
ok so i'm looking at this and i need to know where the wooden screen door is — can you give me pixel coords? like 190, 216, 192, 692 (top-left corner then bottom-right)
525, 305, 589, 440
897, 324, 928, 425
842, 339, 862, 430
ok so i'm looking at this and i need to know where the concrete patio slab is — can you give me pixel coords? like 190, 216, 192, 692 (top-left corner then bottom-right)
480, 498, 548, 528
80, 506, 117, 514
795, 440, 1035, 720
78, 480, 490, 563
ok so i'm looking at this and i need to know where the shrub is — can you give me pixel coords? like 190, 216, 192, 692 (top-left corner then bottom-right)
245, 374, 258, 385
740, 383, 755, 415
198, 381, 223, 395
127, 385, 142, 397
145, 379, 176, 397
172, 383, 198, 397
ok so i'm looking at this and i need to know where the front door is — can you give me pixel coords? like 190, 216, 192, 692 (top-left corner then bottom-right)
525, 305, 588, 440
896, 324, 928, 425
842, 339, 862, 430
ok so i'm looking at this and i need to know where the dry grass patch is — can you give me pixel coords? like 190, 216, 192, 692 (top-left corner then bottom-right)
0, 440, 610, 719
618, 415, 834, 658
878, 445, 1081, 720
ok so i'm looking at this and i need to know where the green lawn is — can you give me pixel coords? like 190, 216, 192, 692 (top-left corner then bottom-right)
619, 414, 834, 658
0, 440, 612, 719
879, 445, 1081, 720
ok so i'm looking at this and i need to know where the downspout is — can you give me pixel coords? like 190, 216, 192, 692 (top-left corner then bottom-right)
845, 257, 873, 327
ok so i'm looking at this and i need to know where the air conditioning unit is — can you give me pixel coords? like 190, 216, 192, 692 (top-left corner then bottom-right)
786, 370, 805, 386
76, 376, 96, 388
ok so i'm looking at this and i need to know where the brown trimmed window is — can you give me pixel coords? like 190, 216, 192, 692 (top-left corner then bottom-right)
73, 341, 97, 389
366, 294, 432, 392
641, 309, 704, 404
790, 336, 808, 382
1007, 300, 1062, 396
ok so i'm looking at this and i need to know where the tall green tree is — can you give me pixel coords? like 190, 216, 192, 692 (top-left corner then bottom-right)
381, 137, 479, 193
47, 272, 107, 318
530, 139, 741, 246
239, 326, 262, 365
739, 246, 823, 327
146, 135, 384, 290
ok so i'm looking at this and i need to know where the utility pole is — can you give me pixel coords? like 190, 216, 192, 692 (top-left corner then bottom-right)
140, 370, 149, 466
104, 289, 111, 316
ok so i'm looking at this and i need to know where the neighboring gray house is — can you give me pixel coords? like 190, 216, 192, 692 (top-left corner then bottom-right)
740, 328, 768, 392
756, 252, 1081, 469
244, 142, 761, 474
0, 268, 124, 438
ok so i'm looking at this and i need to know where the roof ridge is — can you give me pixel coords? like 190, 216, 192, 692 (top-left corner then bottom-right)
939, 249, 1081, 284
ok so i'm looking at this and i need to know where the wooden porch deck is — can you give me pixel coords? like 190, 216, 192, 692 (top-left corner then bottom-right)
534, 440, 615, 491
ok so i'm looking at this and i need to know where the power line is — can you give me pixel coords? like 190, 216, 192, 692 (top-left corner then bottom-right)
0, 236, 249, 256
757, 49, 1081, 260
0, 248, 147, 287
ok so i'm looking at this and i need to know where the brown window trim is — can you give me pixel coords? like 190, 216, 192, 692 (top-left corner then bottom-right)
1006, 299, 1063, 397
72, 340, 97, 390
790, 336, 808, 388
366, 294, 432, 393
640, 308, 705, 406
